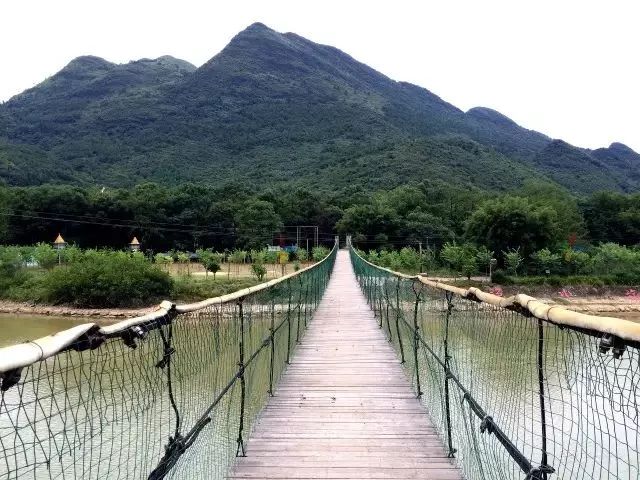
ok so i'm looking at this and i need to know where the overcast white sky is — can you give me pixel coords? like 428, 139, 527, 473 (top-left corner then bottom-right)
1, 0, 639, 151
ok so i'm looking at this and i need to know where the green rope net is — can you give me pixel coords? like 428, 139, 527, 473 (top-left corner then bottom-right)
0, 247, 337, 479
351, 245, 639, 480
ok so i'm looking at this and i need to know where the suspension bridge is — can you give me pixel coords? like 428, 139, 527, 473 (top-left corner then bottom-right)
1, 240, 639, 479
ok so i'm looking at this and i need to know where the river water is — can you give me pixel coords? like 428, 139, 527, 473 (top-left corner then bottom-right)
0, 314, 103, 348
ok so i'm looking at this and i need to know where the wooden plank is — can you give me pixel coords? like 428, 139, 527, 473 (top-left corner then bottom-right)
228, 250, 463, 480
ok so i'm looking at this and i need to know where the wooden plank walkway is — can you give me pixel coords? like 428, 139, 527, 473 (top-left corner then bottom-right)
229, 250, 463, 479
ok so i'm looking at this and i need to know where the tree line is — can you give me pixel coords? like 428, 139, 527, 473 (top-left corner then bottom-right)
0, 180, 638, 259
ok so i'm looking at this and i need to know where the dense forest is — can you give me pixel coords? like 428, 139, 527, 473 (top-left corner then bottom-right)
1, 180, 637, 261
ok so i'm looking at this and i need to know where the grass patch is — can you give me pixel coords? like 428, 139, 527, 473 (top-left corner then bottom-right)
171, 276, 260, 303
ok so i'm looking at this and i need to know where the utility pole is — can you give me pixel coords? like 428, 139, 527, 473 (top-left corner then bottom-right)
418, 241, 423, 273
296, 226, 300, 247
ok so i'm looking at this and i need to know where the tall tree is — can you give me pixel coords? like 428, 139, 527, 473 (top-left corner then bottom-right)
234, 199, 283, 250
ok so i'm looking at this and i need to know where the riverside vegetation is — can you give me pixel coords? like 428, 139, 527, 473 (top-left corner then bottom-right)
356, 241, 640, 287
0, 244, 330, 308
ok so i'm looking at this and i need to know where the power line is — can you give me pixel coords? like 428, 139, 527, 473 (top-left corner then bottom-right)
0, 212, 238, 236
0, 212, 341, 244
7, 210, 237, 231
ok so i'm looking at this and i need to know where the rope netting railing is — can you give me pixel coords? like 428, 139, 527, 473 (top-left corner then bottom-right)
350, 244, 640, 480
0, 243, 337, 480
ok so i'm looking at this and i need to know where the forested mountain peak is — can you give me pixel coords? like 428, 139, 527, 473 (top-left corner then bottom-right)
606, 142, 639, 158
466, 107, 521, 128
61, 55, 115, 74
8, 55, 116, 103
0, 22, 637, 194
8, 54, 194, 107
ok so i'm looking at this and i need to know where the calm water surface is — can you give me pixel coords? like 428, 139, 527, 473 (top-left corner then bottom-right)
0, 314, 107, 347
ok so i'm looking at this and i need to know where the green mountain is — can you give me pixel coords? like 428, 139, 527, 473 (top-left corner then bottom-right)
0, 22, 637, 194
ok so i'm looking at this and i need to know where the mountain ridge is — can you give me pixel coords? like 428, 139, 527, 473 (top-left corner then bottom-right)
0, 22, 637, 194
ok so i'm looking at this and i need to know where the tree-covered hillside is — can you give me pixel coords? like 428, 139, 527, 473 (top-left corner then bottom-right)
0, 22, 638, 194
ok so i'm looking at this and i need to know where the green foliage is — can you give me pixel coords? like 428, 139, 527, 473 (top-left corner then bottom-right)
264, 250, 278, 264
503, 248, 524, 275
155, 253, 173, 266
475, 246, 494, 275
197, 249, 223, 279
312, 246, 330, 261
5, 28, 637, 196
251, 262, 267, 281
440, 242, 478, 278
562, 249, 590, 275
32, 242, 58, 269
234, 199, 282, 250
42, 251, 172, 307
60, 245, 83, 264
490, 269, 509, 284
530, 248, 562, 275
176, 251, 191, 275
0, 246, 26, 293
466, 196, 560, 263
589, 243, 640, 282
250, 249, 266, 265
398, 247, 421, 272
582, 192, 640, 246
229, 250, 247, 264
0, 176, 636, 265
295, 248, 309, 263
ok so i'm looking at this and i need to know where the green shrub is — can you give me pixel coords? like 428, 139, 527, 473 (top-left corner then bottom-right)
251, 262, 267, 281
42, 251, 172, 307
530, 248, 561, 275
398, 247, 420, 272
197, 249, 223, 279
503, 248, 523, 275
295, 248, 308, 263
312, 246, 330, 261
441, 242, 478, 278
32, 242, 59, 269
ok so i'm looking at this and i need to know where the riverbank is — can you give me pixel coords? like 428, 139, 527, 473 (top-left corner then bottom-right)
0, 300, 150, 320
492, 284, 640, 315
2, 293, 639, 323
543, 296, 640, 316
